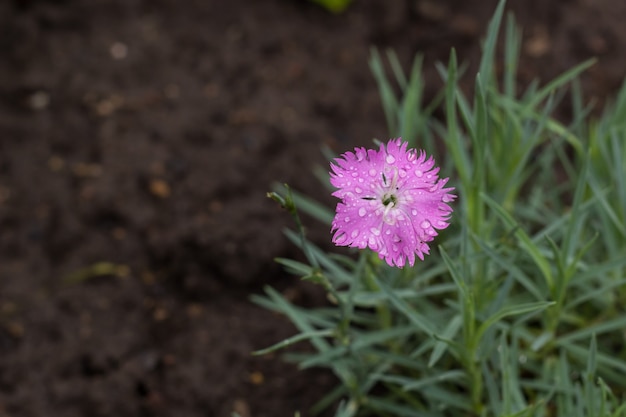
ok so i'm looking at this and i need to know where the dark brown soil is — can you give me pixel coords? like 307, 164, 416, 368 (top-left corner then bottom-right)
0, 0, 624, 416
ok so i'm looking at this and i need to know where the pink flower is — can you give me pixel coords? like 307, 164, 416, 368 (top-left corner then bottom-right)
330, 138, 455, 268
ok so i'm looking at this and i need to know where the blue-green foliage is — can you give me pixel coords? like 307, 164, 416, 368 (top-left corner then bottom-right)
256, 0, 626, 415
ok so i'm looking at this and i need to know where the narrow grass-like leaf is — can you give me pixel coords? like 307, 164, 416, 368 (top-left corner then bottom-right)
444, 49, 471, 187
351, 283, 456, 307
252, 329, 335, 355
310, 385, 349, 416
557, 314, 626, 345
584, 334, 598, 414
370, 48, 399, 135
395, 370, 466, 392
273, 183, 334, 225
439, 246, 468, 299
386, 49, 407, 89
503, 12, 521, 99
522, 59, 596, 115
477, 0, 506, 87
475, 301, 555, 342
372, 275, 436, 336
284, 229, 353, 284
561, 343, 626, 380
428, 314, 462, 367
367, 397, 436, 417
400, 54, 424, 145
275, 257, 314, 276
259, 286, 330, 352
482, 193, 555, 290
474, 237, 545, 301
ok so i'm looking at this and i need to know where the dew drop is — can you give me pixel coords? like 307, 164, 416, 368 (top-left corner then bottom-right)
358, 207, 366, 217
369, 168, 377, 177
344, 216, 350, 222
351, 229, 359, 238
355, 187, 362, 194
386, 154, 396, 164
420, 220, 430, 229
399, 169, 407, 178
411, 209, 418, 216
370, 227, 381, 236
415, 170, 423, 177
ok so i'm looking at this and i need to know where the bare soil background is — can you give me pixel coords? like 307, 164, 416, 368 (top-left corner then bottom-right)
0, 0, 625, 416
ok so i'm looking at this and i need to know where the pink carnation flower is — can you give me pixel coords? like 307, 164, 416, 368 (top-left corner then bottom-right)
330, 138, 455, 268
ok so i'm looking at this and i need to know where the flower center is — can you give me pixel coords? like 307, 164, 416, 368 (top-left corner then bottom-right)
382, 193, 397, 207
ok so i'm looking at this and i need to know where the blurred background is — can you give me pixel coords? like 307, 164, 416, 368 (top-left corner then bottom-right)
0, 0, 624, 416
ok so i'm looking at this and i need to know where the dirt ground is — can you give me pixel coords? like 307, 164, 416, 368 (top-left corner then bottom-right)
0, 0, 625, 416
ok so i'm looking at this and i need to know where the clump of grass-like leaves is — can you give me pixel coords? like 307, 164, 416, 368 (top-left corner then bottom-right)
255, 1, 626, 415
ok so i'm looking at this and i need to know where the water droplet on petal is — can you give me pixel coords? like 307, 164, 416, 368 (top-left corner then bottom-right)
351, 229, 359, 238
358, 207, 366, 217
369, 168, 377, 177
386, 154, 396, 164
370, 227, 381, 236
355, 187, 362, 194
421, 220, 430, 229
415, 170, 423, 177
411, 209, 418, 216
344, 216, 350, 222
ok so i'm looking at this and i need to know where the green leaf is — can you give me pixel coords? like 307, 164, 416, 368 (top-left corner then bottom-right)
476, 300, 555, 342
370, 48, 399, 135
428, 314, 462, 367
477, 0, 507, 87
372, 275, 436, 336
482, 193, 555, 290
252, 329, 335, 355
